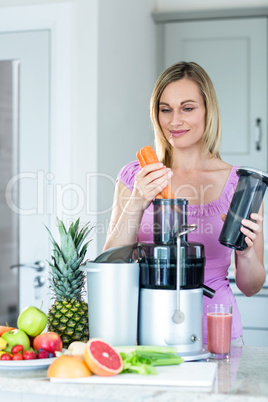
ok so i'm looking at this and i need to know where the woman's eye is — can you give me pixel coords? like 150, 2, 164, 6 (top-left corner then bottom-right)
160, 108, 171, 113
183, 107, 194, 112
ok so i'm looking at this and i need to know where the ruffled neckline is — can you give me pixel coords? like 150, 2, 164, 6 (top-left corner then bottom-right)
187, 165, 239, 217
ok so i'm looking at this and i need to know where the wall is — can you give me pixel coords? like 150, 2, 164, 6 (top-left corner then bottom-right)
96, 0, 156, 253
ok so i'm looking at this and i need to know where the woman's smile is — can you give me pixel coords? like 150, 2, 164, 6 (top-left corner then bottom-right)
168, 129, 190, 138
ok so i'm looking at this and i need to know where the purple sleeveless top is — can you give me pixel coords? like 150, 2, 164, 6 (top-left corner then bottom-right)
117, 161, 243, 342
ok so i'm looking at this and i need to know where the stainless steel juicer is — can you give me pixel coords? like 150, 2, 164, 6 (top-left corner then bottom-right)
138, 199, 215, 358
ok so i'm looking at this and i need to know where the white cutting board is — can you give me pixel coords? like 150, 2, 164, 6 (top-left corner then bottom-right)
50, 362, 217, 389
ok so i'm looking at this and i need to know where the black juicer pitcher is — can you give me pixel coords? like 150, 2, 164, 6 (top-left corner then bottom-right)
219, 167, 268, 250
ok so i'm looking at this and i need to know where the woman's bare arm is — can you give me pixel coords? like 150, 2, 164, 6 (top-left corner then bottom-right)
103, 163, 173, 251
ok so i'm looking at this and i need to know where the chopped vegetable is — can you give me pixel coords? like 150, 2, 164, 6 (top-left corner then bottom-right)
116, 345, 184, 375
120, 352, 157, 375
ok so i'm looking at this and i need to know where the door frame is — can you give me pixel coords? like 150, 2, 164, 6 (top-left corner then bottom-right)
0, 2, 73, 230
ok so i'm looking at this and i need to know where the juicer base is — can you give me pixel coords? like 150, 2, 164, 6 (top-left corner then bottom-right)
139, 288, 204, 355
179, 348, 211, 361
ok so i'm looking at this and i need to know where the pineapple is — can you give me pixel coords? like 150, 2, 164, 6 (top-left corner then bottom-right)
46, 218, 93, 348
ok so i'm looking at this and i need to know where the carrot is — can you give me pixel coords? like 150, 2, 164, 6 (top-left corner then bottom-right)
0, 325, 16, 336
136, 145, 159, 168
136, 146, 174, 199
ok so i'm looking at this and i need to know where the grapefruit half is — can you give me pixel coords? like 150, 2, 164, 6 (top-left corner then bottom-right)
84, 338, 123, 376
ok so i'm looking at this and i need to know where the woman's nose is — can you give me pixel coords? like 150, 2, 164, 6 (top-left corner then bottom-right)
170, 113, 183, 127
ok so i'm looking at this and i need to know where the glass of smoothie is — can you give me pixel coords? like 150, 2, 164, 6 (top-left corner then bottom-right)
207, 304, 232, 359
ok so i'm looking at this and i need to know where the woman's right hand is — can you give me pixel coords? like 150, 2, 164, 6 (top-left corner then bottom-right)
131, 163, 173, 210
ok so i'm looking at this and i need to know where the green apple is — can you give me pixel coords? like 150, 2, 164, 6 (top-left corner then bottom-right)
2, 329, 30, 352
17, 306, 48, 337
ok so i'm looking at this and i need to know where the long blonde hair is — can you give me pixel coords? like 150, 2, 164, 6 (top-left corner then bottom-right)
150, 61, 221, 167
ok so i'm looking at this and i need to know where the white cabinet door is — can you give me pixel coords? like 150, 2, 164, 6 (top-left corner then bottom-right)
235, 294, 268, 347
162, 18, 267, 171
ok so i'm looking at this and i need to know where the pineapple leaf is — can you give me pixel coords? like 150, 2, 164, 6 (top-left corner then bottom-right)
57, 217, 67, 236
52, 252, 66, 273
69, 218, 80, 240
63, 233, 78, 263
79, 241, 91, 259
45, 225, 61, 254
75, 223, 92, 253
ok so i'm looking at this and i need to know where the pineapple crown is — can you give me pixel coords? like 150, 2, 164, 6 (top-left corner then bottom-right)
46, 218, 93, 300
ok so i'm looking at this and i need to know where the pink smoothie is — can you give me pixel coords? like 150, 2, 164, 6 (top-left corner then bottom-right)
207, 312, 232, 354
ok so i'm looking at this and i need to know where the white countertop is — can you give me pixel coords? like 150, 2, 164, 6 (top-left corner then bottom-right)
0, 346, 267, 401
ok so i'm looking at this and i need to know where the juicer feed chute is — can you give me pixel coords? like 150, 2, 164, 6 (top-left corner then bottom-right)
153, 198, 188, 244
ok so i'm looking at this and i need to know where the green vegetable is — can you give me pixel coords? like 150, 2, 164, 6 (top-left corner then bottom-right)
116, 346, 184, 375
120, 351, 158, 375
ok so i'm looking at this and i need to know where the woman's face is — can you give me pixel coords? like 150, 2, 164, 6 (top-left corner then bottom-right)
158, 78, 206, 150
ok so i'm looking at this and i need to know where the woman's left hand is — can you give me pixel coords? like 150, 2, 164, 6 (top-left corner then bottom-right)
221, 212, 263, 251
239, 213, 263, 249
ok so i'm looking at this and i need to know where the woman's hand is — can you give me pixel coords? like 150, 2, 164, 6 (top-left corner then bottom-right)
238, 213, 263, 250
220, 212, 263, 253
132, 163, 173, 210
221, 211, 265, 296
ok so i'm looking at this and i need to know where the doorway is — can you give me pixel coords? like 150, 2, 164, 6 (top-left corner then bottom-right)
0, 3, 72, 319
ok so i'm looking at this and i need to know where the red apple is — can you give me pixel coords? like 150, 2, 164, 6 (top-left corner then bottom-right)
33, 332, 62, 353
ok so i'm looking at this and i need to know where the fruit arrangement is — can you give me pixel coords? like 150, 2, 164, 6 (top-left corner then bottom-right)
0, 306, 62, 361
47, 338, 184, 379
46, 218, 93, 348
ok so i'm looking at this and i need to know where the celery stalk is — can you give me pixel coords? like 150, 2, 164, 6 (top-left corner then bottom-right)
115, 345, 178, 354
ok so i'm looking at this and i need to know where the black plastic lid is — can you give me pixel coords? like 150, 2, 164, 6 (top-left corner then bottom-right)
153, 198, 188, 206
237, 166, 268, 185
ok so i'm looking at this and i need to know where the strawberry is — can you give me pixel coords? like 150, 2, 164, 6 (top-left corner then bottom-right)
37, 350, 49, 359
23, 349, 37, 360
11, 344, 24, 354
12, 353, 23, 361
1, 353, 12, 360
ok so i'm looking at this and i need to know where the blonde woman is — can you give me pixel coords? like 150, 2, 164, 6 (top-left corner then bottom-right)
104, 61, 265, 345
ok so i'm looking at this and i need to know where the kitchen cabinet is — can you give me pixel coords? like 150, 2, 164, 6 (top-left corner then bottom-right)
153, 10, 268, 171
235, 290, 268, 347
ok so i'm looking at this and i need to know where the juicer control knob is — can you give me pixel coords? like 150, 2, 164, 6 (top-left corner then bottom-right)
191, 335, 200, 343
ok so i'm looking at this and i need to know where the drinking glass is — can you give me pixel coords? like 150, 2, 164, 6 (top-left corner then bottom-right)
207, 304, 232, 359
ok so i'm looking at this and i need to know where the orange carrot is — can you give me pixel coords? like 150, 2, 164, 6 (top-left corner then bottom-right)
136, 145, 174, 199
136, 145, 159, 167
0, 325, 16, 336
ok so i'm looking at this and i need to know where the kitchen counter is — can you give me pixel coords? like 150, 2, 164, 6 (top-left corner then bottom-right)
0, 346, 268, 402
